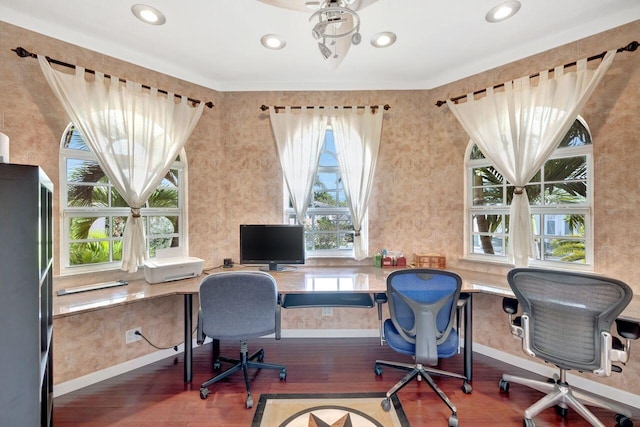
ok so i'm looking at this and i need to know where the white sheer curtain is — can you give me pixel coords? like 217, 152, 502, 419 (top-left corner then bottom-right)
331, 107, 383, 260
447, 51, 615, 267
39, 56, 204, 272
269, 107, 327, 223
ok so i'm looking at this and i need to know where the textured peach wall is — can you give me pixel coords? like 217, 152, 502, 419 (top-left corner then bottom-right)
1, 19, 639, 393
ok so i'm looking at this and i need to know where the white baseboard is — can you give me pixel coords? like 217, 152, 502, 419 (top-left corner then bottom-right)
54, 343, 186, 397
474, 343, 640, 410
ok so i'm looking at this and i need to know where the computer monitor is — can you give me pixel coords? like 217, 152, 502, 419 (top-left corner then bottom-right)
239, 224, 305, 271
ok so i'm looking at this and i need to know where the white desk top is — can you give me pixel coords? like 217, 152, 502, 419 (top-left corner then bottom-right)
53, 265, 640, 322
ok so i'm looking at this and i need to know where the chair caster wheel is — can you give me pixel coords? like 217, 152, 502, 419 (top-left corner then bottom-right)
499, 378, 509, 392
462, 381, 472, 394
555, 405, 568, 418
523, 418, 535, 427
374, 364, 383, 376
381, 398, 391, 412
280, 369, 287, 380
615, 414, 633, 427
199, 387, 209, 399
448, 415, 459, 427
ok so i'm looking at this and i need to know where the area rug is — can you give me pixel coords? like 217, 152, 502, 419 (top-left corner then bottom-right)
251, 392, 410, 427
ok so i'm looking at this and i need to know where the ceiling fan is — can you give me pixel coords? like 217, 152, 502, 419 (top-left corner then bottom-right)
257, 0, 384, 68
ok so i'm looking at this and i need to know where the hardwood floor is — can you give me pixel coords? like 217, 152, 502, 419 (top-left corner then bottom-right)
54, 338, 635, 426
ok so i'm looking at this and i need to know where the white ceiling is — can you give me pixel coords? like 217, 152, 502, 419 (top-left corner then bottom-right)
1, 0, 639, 92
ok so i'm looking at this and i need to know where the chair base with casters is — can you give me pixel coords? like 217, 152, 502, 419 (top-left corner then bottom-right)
374, 359, 471, 427
498, 369, 634, 427
199, 340, 286, 408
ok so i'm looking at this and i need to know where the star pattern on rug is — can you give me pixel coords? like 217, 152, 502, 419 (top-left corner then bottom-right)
308, 412, 353, 427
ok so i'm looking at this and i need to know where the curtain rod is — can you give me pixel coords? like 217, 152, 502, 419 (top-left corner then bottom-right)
261, 104, 390, 113
435, 40, 639, 107
12, 47, 214, 108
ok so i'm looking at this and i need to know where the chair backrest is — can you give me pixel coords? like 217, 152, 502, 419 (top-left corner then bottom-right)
508, 268, 632, 372
387, 269, 462, 365
198, 271, 279, 340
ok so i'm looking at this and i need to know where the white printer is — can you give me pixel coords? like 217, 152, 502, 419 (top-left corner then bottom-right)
143, 247, 204, 284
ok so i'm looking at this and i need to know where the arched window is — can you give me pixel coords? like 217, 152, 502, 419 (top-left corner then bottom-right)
59, 123, 186, 274
465, 118, 593, 268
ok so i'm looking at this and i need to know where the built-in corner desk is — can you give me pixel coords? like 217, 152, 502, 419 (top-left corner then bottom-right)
53, 266, 640, 385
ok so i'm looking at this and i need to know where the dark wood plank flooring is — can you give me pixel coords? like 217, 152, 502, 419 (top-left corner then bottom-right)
53, 338, 636, 426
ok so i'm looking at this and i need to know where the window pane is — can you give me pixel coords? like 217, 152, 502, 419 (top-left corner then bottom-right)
69, 242, 111, 265
149, 216, 178, 235
148, 170, 179, 208
63, 125, 91, 151
543, 214, 585, 237
66, 159, 104, 183
67, 184, 109, 207
308, 233, 338, 250
69, 216, 107, 240
472, 235, 506, 256
544, 238, 586, 263
557, 120, 590, 148
111, 187, 128, 207
472, 214, 504, 233
471, 186, 503, 206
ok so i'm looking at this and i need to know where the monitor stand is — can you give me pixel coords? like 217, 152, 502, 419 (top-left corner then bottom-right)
260, 262, 297, 272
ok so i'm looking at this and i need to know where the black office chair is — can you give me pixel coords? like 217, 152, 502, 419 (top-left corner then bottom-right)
197, 271, 286, 408
500, 268, 639, 427
374, 269, 472, 427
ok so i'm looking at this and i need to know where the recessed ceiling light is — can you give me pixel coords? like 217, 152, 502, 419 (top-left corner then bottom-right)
131, 4, 166, 25
485, 1, 521, 23
370, 32, 397, 48
304, 1, 321, 10
260, 34, 287, 50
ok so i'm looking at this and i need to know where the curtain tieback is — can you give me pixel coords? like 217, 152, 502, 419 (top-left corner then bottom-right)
130, 208, 141, 218
354, 229, 361, 237
514, 187, 525, 195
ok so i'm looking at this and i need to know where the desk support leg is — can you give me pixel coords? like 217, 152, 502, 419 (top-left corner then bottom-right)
184, 294, 192, 383
463, 293, 473, 381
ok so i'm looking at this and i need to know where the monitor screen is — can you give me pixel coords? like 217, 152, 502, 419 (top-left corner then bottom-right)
239, 224, 305, 271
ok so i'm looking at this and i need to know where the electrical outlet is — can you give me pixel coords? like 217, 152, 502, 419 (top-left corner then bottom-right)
322, 307, 333, 316
125, 327, 142, 344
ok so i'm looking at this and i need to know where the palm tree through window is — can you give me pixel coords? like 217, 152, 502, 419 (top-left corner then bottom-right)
466, 118, 593, 267
60, 124, 185, 273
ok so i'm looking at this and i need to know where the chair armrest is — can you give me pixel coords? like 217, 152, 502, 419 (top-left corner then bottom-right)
374, 293, 388, 305
503, 297, 523, 339
502, 297, 518, 314
616, 319, 640, 340
608, 319, 640, 368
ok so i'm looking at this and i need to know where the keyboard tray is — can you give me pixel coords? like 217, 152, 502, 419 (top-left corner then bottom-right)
281, 292, 374, 308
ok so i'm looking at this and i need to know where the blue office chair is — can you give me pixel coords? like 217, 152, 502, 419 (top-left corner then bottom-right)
196, 271, 286, 408
500, 268, 638, 427
374, 269, 471, 427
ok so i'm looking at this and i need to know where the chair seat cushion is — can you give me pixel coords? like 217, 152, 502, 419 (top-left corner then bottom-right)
383, 319, 459, 359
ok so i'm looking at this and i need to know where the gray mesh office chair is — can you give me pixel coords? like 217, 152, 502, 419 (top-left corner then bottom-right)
374, 269, 472, 427
500, 268, 639, 427
196, 271, 286, 408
